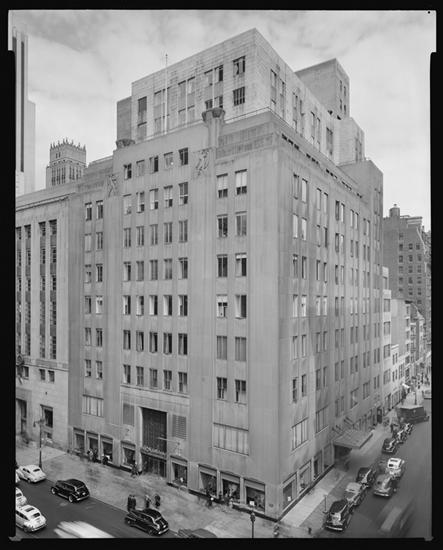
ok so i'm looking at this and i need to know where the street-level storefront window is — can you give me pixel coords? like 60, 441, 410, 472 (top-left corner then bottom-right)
323, 444, 332, 469
221, 473, 240, 502
74, 430, 85, 454
313, 451, 322, 478
87, 433, 99, 455
122, 445, 135, 468
299, 461, 312, 491
172, 460, 188, 486
283, 474, 297, 507
199, 467, 217, 496
41, 405, 53, 443
101, 439, 113, 463
245, 480, 265, 511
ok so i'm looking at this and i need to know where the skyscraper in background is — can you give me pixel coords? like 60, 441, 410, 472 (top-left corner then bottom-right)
9, 10, 36, 196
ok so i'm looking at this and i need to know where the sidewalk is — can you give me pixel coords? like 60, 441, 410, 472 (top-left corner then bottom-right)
15, 441, 306, 538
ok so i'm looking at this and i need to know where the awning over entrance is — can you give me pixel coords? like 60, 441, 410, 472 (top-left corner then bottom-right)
333, 429, 373, 450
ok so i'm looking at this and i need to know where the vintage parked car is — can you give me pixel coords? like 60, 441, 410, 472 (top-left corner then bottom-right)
17, 465, 47, 483
343, 482, 366, 509
124, 508, 169, 535
16, 487, 27, 508
324, 499, 353, 532
15, 505, 47, 533
355, 467, 377, 487
373, 474, 395, 498
381, 437, 398, 454
386, 458, 406, 479
395, 426, 408, 443
51, 479, 90, 502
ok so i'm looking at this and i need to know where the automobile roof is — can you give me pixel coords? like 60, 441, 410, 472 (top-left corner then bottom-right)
64, 478, 86, 485
345, 482, 362, 491
330, 500, 347, 512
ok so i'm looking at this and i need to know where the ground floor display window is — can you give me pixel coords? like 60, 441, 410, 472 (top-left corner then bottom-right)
101, 439, 113, 463
74, 430, 85, 454
172, 460, 188, 486
221, 473, 240, 501
122, 445, 135, 467
283, 474, 297, 507
199, 467, 217, 495
299, 461, 312, 491
141, 453, 166, 477
313, 451, 322, 478
87, 434, 98, 454
245, 480, 265, 511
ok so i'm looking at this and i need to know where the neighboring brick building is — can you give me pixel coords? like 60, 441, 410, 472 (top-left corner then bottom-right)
383, 204, 431, 348
16, 28, 390, 519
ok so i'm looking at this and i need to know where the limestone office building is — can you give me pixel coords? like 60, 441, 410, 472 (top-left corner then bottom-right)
16, 29, 388, 518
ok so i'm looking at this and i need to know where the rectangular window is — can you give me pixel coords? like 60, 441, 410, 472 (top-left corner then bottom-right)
150, 260, 158, 281
136, 260, 144, 282
217, 255, 228, 277
84, 234, 92, 252
301, 334, 307, 357
235, 170, 247, 195
123, 195, 132, 215
123, 329, 131, 350
179, 182, 188, 205
96, 328, 103, 347
164, 222, 173, 244
136, 226, 144, 247
85, 295, 92, 314
233, 87, 245, 106
179, 148, 188, 166
235, 380, 247, 404
217, 174, 228, 198
216, 336, 227, 360
149, 156, 159, 173
85, 327, 92, 346
301, 179, 308, 202
95, 295, 103, 314
217, 295, 228, 318
235, 294, 247, 319
164, 258, 172, 279
234, 337, 247, 362
236, 212, 247, 236
233, 56, 245, 75
178, 333, 188, 356
85, 202, 92, 221
85, 264, 92, 283
293, 213, 299, 238
148, 295, 158, 315
301, 256, 307, 279
135, 192, 145, 213
85, 359, 92, 377
163, 186, 173, 208
293, 254, 298, 277
291, 418, 308, 450
235, 253, 246, 277
292, 173, 299, 197
217, 377, 228, 400
164, 152, 173, 168
124, 164, 132, 179
136, 295, 144, 316
178, 372, 188, 394
96, 231, 103, 250
178, 295, 188, 316
123, 261, 131, 282
179, 220, 188, 243
136, 330, 144, 352
315, 406, 328, 433
123, 295, 131, 315
179, 257, 188, 279
123, 228, 131, 248
300, 295, 307, 317
149, 224, 158, 246
149, 331, 158, 353
96, 200, 103, 220
149, 189, 159, 210
163, 370, 172, 391
163, 332, 172, 354
123, 364, 131, 384
163, 295, 173, 316
218, 215, 228, 238
96, 264, 103, 282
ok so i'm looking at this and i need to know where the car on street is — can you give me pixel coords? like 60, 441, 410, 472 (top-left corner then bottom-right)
386, 458, 406, 479
343, 482, 366, 509
51, 479, 90, 502
395, 426, 408, 443
124, 508, 169, 535
355, 466, 377, 487
16, 487, 27, 507
423, 388, 431, 399
373, 474, 395, 498
54, 521, 114, 538
17, 465, 47, 483
324, 499, 353, 532
381, 437, 398, 454
15, 504, 47, 533
16, 471, 20, 484
378, 498, 414, 537
396, 404, 429, 423
177, 528, 218, 538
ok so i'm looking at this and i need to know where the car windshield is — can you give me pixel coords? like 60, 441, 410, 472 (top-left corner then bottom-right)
32, 468, 42, 473
344, 491, 355, 499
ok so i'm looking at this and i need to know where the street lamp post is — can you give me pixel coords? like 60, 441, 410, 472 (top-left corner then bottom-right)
33, 418, 44, 468
250, 511, 255, 538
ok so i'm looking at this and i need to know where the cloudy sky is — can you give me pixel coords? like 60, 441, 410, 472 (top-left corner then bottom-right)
11, 9, 435, 229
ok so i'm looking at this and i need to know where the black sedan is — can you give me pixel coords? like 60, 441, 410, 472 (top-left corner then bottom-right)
124, 508, 169, 535
381, 437, 398, 454
51, 479, 90, 502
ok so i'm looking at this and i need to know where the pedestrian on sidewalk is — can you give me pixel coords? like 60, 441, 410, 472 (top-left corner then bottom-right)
127, 494, 136, 512
131, 462, 137, 478
144, 494, 151, 510
154, 494, 161, 508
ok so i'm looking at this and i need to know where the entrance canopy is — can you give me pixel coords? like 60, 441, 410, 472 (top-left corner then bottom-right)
333, 429, 373, 450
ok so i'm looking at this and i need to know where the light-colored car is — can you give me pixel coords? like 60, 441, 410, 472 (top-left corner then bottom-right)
16, 487, 27, 507
343, 481, 366, 508
15, 505, 47, 532
54, 521, 113, 538
17, 465, 46, 483
373, 474, 395, 498
386, 457, 406, 479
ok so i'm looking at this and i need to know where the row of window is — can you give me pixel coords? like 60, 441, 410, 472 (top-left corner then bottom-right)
215, 295, 247, 319
399, 242, 422, 251
124, 183, 189, 213
216, 377, 247, 403
398, 254, 423, 263
121, 294, 189, 317
122, 365, 188, 394
123, 148, 189, 180
122, 330, 188, 355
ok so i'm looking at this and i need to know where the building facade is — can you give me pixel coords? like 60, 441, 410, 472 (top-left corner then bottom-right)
46, 139, 86, 188
9, 11, 36, 196
16, 29, 389, 519
383, 204, 431, 348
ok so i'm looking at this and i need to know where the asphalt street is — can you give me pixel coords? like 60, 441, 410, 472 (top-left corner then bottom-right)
13, 478, 176, 539
322, 399, 432, 539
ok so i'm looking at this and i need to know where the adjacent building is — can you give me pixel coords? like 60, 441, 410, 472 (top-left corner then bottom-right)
383, 204, 431, 348
16, 28, 389, 519
9, 11, 36, 196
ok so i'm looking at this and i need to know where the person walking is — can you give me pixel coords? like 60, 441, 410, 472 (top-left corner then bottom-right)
144, 494, 151, 510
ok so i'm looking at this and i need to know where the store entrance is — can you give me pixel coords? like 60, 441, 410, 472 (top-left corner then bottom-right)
142, 454, 166, 477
